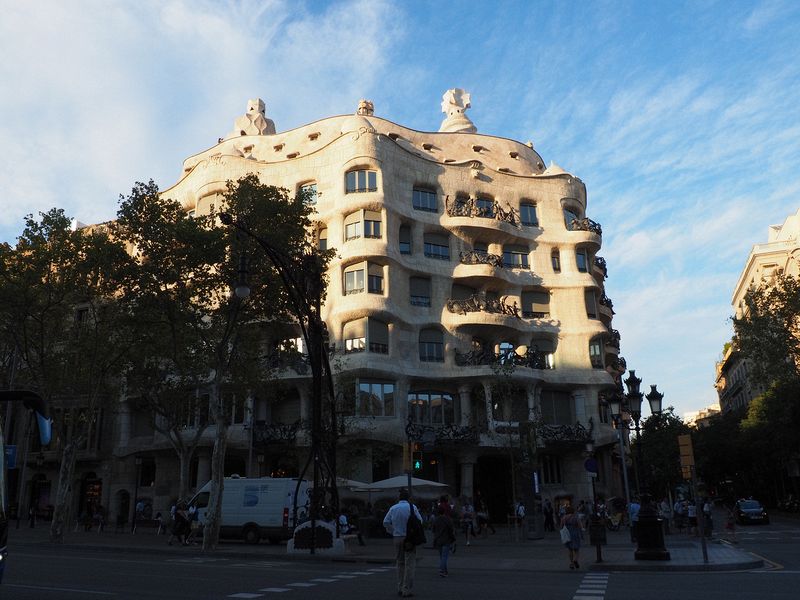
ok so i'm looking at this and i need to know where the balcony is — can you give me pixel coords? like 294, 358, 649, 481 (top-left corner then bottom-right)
253, 420, 300, 445
569, 217, 602, 236
454, 346, 553, 370
606, 328, 620, 349
599, 293, 615, 314
266, 352, 310, 375
445, 196, 520, 226
405, 417, 480, 445
539, 419, 593, 448
459, 249, 504, 268
446, 293, 520, 318
594, 256, 608, 278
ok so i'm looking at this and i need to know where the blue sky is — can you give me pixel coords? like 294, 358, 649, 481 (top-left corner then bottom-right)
2, 0, 799, 419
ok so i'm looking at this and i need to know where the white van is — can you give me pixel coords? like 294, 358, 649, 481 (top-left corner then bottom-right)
189, 476, 310, 544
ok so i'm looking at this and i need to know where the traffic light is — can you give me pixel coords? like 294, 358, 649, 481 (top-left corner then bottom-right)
412, 443, 423, 472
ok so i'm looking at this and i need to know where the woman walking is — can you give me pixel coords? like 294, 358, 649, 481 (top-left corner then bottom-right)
561, 505, 585, 570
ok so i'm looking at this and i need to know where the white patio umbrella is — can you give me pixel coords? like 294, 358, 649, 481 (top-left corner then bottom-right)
353, 475, 449, 492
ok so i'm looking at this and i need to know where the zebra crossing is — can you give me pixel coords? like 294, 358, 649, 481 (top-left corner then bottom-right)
228, 566, 394, 597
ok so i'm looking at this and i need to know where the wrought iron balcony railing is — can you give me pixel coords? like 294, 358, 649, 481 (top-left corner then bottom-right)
569, 217, 603, 236
454, 346, 553, 370
606, 328, 621, 349
405, 416, 480, 445
539, 420, 593, 445
445, 196, 520, 226
599, 293, 614, 313
446, 293, 520, 318
459, 249, 504, 268
594, 256, 607, 278
252, 420, 300, 445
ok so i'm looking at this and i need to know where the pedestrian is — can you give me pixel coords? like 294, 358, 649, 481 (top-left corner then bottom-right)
543, 499, 555, 532
169, 502, 190, 546
629, 497, 641, 542
185, 504, 200, 544
28, 505, 36, 528
560, 505, 585, 570
432, 506, 456, 577
132, 499, 144, 534
702, 498, 713, 538
724, 503, 737, 543
475, 499, 495, 536
338, 510, 365, 546
155, 511, 164, 535
383, 488, 422, 598
461, 499, 476, 545
658, 497, 671, 535
687, 501, 698, 536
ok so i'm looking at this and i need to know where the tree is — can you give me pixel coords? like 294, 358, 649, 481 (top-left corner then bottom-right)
0, 209, 133, 543
112, 175, 324, 550
733, 274, 800, 386
632, 407, 690, 500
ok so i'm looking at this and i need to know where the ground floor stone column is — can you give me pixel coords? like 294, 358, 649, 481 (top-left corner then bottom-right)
459, 459, 476, 501
458, 384, 472, 426
196, 449, 211, 487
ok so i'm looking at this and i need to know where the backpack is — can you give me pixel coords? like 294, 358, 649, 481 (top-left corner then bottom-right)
403, 504, 426, 550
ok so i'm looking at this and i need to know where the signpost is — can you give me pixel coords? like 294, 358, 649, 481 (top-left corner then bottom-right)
678, 434, 707, 564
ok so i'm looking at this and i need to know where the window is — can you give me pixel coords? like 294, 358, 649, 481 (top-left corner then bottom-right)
576, 249, 588, 273
408, 390, 455, 425
585, 289, 598, 319
520, 203, 538, 226
399, 225, 411, 254
528, 338, 555, 369
563, 208, 580, 230
551, 249, 561, 273
357, 380, 395, 416
364, 213, 381, 238
412, 188, 437, 212
368, 318, 389, 354
344, 267, 365, 295
300, 182, 318, 204
410, 277, 431, 307
451, 284, 476, 300
503, 245, 529, 268
540, 454, 562, 484
476, 196, 494, 218
521, 291, 549, 318
424, 232, 450, 260
368, 264, 384, 294
599, 398, 609, 424
343, 319, 366, 353
498, 341, 516, 364
344, 211, 362, 240
589, 338, 603, 368
540, 390, 573, 425
345, 169, 377, 193
419, 328, 444, 362
474, 241, 488, 254
319, 228, 328, 251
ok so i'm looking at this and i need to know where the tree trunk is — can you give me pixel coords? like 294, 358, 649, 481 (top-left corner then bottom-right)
202, 386, 228, 552
49, 440, 80, 543
177, 448, 190, 503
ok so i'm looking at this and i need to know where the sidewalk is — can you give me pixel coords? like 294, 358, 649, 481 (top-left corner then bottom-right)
8, 522, 762, 572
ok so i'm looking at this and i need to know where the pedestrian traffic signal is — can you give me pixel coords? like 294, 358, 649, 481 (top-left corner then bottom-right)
413, 451, 423, 472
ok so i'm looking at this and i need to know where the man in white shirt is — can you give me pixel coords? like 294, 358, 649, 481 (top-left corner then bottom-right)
383, 488, 423, 598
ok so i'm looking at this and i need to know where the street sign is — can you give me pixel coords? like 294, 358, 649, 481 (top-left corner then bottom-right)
584, 457, 598, 474
678, 434, 695, 467
532, 471, 540, 494
4, 444, 16, 469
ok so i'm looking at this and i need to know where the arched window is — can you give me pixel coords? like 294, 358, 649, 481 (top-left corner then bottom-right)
585, 289, 598, 319
419, 328, 444, 362
345, 169, 377, 193
521, 290, 550, 319
343, 264, 365, 295
319, 227, 328, 251
343, 318, 366, 352
576, 248, 589, 272
503, 244, 529, 268
476, 196, 495, 218
299, 182, 318, 204
563, 207, 581, 230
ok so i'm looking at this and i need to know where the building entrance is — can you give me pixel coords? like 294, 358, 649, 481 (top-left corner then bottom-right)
476, 455, 513, 523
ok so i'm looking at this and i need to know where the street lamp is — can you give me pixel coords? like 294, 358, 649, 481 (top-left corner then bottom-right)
607, 371, 664, 500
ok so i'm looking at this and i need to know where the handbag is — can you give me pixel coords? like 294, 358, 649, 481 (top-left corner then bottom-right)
560, 525, 571, 544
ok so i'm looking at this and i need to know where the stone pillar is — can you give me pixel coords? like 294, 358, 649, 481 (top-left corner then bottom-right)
458, 385, 472, 426
460, 459, 476, 501
395, 376, 410, 424
118, 396, 131, 448
526, 385, 539, 421
482, 380, 494, 432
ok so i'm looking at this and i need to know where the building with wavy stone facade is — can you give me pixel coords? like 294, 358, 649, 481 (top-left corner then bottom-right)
111, 92, 625, 524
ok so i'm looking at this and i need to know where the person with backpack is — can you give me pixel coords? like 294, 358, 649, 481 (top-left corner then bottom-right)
383, 488, 423, 598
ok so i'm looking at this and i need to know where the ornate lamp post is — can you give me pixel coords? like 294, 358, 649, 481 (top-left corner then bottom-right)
220, 212, 338, 555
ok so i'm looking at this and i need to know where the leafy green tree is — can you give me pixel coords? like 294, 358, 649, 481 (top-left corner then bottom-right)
632, 407, 690, 500
733, 274, 800, 386
0, 209, 133, 543
112, 175, 325, 550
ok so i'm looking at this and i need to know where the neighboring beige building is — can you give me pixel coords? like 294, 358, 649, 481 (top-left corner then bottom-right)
716, 208, 800, 413
21, 91, 626, 526
684, 403, 720, 429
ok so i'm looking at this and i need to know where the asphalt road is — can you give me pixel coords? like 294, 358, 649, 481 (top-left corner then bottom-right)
2, 514, 799, 600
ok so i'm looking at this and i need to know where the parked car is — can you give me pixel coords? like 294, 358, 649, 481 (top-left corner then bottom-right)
735, 499, 769, 525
